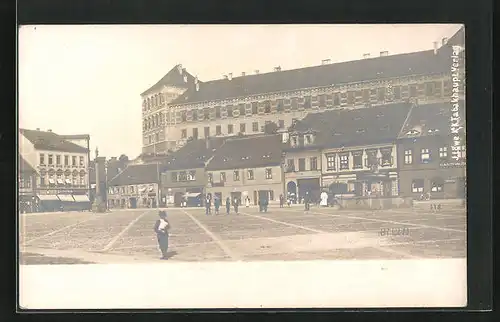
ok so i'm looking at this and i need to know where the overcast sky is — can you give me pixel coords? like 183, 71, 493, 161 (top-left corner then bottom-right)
18, 24, 462, 159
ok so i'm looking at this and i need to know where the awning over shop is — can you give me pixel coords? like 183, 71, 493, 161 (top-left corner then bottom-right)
57, 194, 75, 202
37, 195, 59, 201
73, 195, 91, 202
184, 192, 201, 198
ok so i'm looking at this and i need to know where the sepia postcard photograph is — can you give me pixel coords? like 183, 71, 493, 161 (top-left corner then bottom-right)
18, 24, 467, 310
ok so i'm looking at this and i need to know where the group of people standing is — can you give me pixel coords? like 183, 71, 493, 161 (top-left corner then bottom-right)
205, 195, 240, 215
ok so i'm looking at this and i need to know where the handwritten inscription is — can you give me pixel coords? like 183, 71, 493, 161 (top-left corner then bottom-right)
379, 227, 410, 237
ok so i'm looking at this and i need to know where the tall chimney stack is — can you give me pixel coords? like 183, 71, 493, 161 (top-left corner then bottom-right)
442, 37, 448, 45
380, 51, 389, 57
241, 72, 246, 76
254, 70, 260, 75
223, 74, 228, 80
47, 129, 52, 132
363, 53, 370, 59
433, 41, 438, 54
228, 73, 233, 80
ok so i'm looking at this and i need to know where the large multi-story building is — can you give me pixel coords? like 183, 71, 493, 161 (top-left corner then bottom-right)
142, 35, 460, 155
141, 64, 196, 154
18, 128, 91, 211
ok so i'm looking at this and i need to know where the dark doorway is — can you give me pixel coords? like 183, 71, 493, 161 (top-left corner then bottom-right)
231, 191, 242, 205
329, 183, 348, 195
287, 181, 297, 195
258, 190, 269, 203
129, 197, 137, 209
174, 192, 184, 207
298, 178, 320, 202
354, 182, 363, 196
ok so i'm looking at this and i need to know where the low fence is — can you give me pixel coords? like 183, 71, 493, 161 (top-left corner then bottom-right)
334, 196, 413, 210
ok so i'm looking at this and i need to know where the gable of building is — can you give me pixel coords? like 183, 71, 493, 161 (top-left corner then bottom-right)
20, 129, 89, 153
398, 101, 465, 139
141, 64, 196, 96
18, 155, 37, 175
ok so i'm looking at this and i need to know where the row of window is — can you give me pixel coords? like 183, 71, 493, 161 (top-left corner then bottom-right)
146, 133, 161, 145
109, 185, 156, 195
143, 113, 164, 131
411, 179, 444, 193
286, 157, 318, 172
39, 153, 85, 167
181, 120, 287, 139
169, 80, 453, 125
325, 150, 393, 171
403, 146, 466, 165
142, 92, 181, 111
208, 168, 273, 183
39, 176, 86, 187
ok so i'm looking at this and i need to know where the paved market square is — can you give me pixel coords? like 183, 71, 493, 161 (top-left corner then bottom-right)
19, 205, 466, 264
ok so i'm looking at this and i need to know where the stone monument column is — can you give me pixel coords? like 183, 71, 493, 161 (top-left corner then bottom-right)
92, 147, 107, 213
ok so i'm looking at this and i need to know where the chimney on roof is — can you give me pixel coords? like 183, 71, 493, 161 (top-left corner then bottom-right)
183, 75, 188, 83
363, 53, 370, 59
36, 128, 40, 131
380, 51, 389, 57
228, 73, 233, 80
321, 59, 331, 65
254, 70, 260, 75
223, 74, 228, 80
433, 41, 438, 54
274, 66, 281, 72
195, 83, 200, 92
177, 64, 183, 74
47, 129, 52, 132
194, 76, 198, 84
241, 72, 246, 76
442, 37, 448, 46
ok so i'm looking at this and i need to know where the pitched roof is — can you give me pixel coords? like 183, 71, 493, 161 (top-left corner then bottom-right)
20, 129, 89, 153
290, 103, 413, 149
445, 26, 465, 48
19, 155, 36, 174
108, 163, 160, 186
398, 101, 465, 139
164, 137, 226, 171
171, 50, 451, 106
206, 134, 284, 171
141, 64, 196, 96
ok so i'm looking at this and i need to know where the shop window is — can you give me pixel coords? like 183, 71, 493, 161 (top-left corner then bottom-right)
298, 158, 306, 171
228, 124, 234, 134
252, 122, 259, 132
439, 147, 448, 159
420, 148, 431, 163
216, 125, 222, 136
326, 154, 336, 170
431, 180, 444, 192
339, 154, 349, 170
404, 149, 413, 164
411, 179, 424, 193
240, 123, 246, 133
310, 157, 318, 171
181, 129, 187, 139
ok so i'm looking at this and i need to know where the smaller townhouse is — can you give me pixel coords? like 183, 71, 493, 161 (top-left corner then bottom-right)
18, 155, 38, 213
161, 137, 225, 207
318, 102, 413, 197
283, 117, 324, 203
107, 163, 161, 209
397, 101, 466, 199
205, 134, 285, 205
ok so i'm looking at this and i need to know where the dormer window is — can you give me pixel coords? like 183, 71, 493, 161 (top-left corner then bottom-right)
304, 134, 313, 145
406, 129, 420, 136
427, 128, 439, 134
